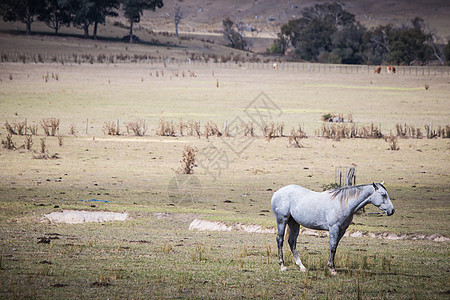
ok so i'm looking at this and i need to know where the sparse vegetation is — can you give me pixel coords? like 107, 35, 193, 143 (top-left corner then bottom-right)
0, 34, 449, 299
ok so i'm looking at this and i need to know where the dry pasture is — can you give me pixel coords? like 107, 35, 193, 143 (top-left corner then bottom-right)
0, 60, 449, 299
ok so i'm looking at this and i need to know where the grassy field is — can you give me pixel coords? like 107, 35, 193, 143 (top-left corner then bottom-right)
1, 32, 450, 298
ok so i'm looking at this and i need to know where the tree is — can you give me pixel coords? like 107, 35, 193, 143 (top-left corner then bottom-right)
60, 0, 94, 38
387, 18, 433, 65
0, 0, 44, 34
222, 17, 248, 50
91, 0, 120, 39
173, 2, 182, 37
361, 24, 394, 64
273, 2, 357, 61
330, 22, 365, 64
121, 0, 164, 43
37, 0, 72, 34
444, 41, 450, 66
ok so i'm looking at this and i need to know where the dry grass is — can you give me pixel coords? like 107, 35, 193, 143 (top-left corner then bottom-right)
0, 52, 449, 299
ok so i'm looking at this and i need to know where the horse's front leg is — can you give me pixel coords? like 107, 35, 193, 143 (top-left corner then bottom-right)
327, 226, 345, 275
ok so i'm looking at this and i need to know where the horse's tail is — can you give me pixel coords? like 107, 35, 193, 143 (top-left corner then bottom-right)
284, 224, 290, 241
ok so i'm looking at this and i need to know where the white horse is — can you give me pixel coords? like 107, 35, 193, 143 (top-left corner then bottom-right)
271, 183, 394, 274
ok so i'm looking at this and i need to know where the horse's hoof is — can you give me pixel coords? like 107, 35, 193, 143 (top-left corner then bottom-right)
299, 266, 307, 272
330, 269, 337, 276
280, 266, 288, 272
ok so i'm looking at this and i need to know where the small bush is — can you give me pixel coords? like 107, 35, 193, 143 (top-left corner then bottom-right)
157, 119, 176, 137
13, 120, 26, 135
240, 121, 254, 137
40, 118, 59, 136
24, 135, 33, 150
288, 125, 307, 148
180, 146, 197, 174
103, 121, 120, 135
322, 183, 341, 191
27, 124, 39, 135
125, 121, 147, 136
68, 124, 77, 136
2, 133, 16, 150
186, 120, 201, 138
204, 121, 222, 138
387, 133, 400, 150
33, 138, 60, 159
4, 121, 17, 135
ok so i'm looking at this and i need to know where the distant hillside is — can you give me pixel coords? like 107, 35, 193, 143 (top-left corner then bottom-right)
138, 0, 450, 52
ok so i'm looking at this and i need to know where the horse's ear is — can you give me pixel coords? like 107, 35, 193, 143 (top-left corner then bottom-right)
372, 182, 378, 190
381, 181, 385, 185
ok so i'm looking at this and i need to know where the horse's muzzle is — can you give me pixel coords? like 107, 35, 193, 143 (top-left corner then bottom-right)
387, 208, 395, 216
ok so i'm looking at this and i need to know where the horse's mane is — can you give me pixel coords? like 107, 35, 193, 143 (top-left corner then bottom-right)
328, 184, 368, 202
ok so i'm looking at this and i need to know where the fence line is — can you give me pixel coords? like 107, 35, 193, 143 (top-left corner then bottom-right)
1, 50, 450, 76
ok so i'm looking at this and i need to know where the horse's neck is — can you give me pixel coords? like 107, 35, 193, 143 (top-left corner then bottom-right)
348, 186, 374, 214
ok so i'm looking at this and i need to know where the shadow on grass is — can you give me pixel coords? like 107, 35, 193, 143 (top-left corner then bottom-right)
0, 28, 186, 49
321, 268, 433, 278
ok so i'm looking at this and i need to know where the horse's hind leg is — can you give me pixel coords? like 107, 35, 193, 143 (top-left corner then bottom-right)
287, 218, 306, 272
276, 216, 288, 271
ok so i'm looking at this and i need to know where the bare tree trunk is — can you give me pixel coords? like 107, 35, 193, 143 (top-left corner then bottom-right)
129, 20, 134, 43
26, 21, 32, 35
83, 24, 89, 38
93, 21, 98, 40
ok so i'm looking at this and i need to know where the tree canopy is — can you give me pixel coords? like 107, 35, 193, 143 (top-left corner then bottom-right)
0, 0, 162, 41
121, 0, 163, 43
271, 2, 443, 65
0, 0, 44, 34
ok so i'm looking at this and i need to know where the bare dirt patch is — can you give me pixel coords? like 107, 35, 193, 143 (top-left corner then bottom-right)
43, 210, 128, 224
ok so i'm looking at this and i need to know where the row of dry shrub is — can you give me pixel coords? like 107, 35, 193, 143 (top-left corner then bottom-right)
4, 119, 449, 140
1, 133, 61, 159
4, 118, 60, 136
319, 123, 383, 140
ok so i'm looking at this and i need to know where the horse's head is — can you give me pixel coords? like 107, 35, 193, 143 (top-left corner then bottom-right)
369, 182, 395, 216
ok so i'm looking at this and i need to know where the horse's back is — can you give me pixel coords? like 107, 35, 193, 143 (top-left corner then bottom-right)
271, 185, 330, 230
271, 185, 317, 215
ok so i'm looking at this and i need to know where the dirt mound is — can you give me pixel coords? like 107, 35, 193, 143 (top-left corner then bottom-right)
189, 218, 275, 233
43, 210, 128, 224
189, 219, 449, 241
